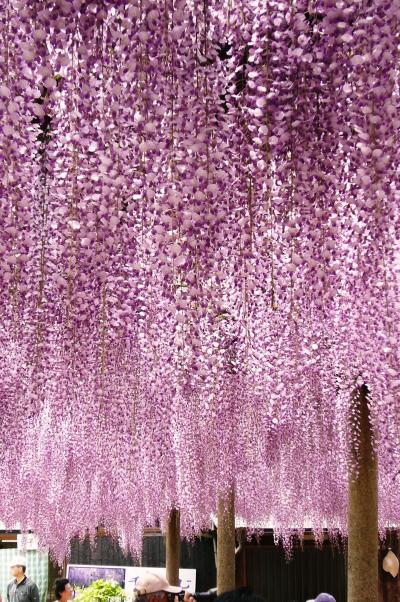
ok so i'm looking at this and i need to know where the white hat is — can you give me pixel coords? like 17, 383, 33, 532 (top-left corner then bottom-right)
134, 572, 182, 595
383, 549, 399, 578
10, 556, 27, 568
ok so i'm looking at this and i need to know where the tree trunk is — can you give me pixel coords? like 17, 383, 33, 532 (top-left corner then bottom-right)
348, 385, 378, 602
166, 508, 181, 587
217, 488, 236, 595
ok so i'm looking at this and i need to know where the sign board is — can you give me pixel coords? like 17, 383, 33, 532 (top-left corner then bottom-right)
17, 534, 38, 551
125, 567, 196, 595
67, 565, 127, 589
67, 565, 196, 594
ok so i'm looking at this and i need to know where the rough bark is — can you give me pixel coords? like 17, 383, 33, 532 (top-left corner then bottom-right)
166, 508, 181, 587
348, 385, 378, 602
217, 488, 236, 595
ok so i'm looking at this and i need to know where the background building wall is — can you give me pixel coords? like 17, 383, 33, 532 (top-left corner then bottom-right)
242, 542, 346, 602
69, 533, 217, 593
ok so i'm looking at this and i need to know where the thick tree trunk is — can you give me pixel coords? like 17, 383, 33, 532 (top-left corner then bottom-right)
217, 488, 236, 595
348, 385, 378, 602
166, 508, 181, 587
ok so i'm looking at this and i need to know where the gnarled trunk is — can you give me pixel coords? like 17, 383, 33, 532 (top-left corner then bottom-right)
166, 508, 181, 587
348, 385, 378, 602
217, 488, 236, 595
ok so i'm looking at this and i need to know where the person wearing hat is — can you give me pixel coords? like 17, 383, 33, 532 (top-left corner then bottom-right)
7, 556, 40, 602
307, 594, 336, 602
131, 572, 183, 602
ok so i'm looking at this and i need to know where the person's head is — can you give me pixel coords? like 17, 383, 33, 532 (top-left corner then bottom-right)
314, 595, 336, 602
216, 588, 265, 602
55, 578, 74, 601
133, 572, 182, 602
9, 557, 27, 580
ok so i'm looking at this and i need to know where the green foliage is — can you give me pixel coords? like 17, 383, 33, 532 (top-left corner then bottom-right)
75, 579, 126, 602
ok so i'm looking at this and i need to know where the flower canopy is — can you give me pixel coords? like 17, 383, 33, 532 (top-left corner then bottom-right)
0, 0, 399, 562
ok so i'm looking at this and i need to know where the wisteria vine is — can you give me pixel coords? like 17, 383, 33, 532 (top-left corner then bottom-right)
0, 0, 399, 563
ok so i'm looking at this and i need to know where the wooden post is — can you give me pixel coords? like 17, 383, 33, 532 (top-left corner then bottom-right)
348, 385, 378, 602
166, 508, 181, 587
217, 488, 236, 595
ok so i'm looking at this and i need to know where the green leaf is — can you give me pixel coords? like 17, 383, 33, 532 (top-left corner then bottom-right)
75, 579, 127, 602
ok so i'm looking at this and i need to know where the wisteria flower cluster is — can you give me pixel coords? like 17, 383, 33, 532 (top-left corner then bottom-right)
0, 0, 399, 563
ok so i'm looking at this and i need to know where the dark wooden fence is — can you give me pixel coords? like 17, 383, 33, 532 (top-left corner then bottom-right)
69, 530, 400, 601
243, 542, 346, 602
69, 534, 216, 593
